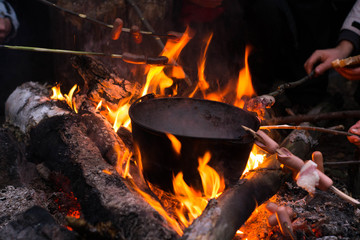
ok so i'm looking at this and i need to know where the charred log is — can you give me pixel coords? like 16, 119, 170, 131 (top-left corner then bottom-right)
0, 206, 76, 240
71, 56, 139, 111
4, 82, 178, 239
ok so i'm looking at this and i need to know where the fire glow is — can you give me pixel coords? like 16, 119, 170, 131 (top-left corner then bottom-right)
49, 27, 266, 235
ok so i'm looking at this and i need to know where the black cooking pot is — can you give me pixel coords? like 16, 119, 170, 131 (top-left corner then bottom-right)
129, 95, 260, 192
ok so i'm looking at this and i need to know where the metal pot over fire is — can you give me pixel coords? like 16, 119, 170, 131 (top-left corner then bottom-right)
129, 95, 260, 192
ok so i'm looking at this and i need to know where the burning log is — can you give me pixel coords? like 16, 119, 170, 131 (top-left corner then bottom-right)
4, 81, 180, 239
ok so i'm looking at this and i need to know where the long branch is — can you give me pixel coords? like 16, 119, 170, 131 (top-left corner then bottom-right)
261, 110, 360, 125
268, 70, 314, 97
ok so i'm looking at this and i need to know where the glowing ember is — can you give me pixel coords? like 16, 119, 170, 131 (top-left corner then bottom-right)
53, 191, 81, 219
102, 169, 112, 175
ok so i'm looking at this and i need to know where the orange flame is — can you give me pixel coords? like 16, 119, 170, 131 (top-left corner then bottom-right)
165, 133, 182, 156
115, 147, 132, 179
233, 46, 256, 108
194, 33, 213, 97
141, 27, 192, 97
115, 146, 184, 235
173, 151, 225, 228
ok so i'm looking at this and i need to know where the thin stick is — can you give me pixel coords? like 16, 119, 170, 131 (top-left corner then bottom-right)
329, 186, 360, 207
125, 0, 164, 45
268, 70, 315, 97
260, 124, 358, 137
0, 44, 170, 65
284, 222, 297, 240
324, 161, 360, 166
241, 125, 267, 145
0, 44, 122, 58
36, 0, 175, 39
261, 110, 360, 125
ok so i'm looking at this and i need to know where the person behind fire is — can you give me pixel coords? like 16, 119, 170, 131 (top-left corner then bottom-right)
0, 0, 19, 43
304, 0, 360, 148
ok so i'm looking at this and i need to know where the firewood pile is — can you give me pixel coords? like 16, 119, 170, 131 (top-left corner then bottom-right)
0, 1, 360, 239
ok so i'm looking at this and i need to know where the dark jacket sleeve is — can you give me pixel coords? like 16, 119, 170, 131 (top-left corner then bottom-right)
339, 0, 360, 53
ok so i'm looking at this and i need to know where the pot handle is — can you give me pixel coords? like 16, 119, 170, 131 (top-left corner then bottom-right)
132, 93, 156, 105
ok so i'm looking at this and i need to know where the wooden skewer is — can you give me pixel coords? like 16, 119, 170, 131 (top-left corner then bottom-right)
260, 124, 360, 138
329, 186, 360, 207
0, 45, 169, 65
36, 0, 177, 39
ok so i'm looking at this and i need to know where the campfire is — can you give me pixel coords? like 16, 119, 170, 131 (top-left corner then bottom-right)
1, 1, 360, 240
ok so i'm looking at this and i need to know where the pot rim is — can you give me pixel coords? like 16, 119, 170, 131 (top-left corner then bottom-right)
129, 96, 260, 143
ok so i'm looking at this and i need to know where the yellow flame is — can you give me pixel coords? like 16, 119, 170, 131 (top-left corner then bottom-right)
50, 84, 78, 113
173, 152, 225, 228
96, 100, 102, 111
242, 145, 266, 175
50, 84, 65, 101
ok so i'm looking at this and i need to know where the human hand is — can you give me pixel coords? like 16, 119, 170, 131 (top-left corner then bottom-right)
335, 66, 360, 81
304, 40, 354, 76
347, 120, 360, 148
0, 17, 12, 43
187, 0, 223, 8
